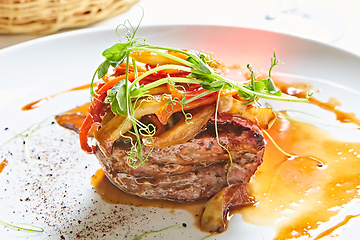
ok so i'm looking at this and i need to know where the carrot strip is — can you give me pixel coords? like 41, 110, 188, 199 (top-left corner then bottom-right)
113, 62, 147, 76
79, 114, 95, 154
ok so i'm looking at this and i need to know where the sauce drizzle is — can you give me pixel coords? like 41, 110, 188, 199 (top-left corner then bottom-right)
314, 214, 360, 240
22, 82, 98, 111
0, 160, 8, 174
274, 80, 360, 126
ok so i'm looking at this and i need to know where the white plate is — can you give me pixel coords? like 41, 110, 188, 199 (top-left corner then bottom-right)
0, 25, 360, 240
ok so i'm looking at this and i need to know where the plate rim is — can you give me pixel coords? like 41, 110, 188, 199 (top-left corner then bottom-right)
1, 24, 360, 60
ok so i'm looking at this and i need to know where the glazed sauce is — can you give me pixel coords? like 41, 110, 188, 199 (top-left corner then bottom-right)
0, 160, 8, 174
238, 117, 360, 239
91, 168, 205, 229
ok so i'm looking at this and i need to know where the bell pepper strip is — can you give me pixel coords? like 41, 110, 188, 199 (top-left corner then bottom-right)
155, 93, 218, 125
79, 114, 96, 153
113, 62, 147, 76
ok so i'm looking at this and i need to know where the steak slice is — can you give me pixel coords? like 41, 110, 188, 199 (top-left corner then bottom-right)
95, 113, 265, 202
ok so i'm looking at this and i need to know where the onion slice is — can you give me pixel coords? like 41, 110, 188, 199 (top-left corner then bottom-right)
201, 183, 254, 233
153, 104, 216, 148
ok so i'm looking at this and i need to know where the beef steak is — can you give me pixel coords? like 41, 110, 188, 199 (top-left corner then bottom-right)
95, 113, 265, 202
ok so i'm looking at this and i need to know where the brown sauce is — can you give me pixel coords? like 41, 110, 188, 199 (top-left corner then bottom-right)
91, 168, 205, 229
0, 160, 8, 174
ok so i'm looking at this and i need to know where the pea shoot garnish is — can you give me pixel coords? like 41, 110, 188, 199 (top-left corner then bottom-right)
80, 19, 311, 168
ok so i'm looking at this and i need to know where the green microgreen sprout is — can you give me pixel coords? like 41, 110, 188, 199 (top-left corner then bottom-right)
0, 220, 44, 233
201, 232, 217, 240
131, 223, 181, 240
165, 83, 194, 124
214, 91, 234, 183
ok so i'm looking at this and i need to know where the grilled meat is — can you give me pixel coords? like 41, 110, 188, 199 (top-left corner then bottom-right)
96, 113, 265, 202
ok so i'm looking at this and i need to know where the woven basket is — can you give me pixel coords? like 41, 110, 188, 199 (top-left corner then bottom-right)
0, 0, 138, 35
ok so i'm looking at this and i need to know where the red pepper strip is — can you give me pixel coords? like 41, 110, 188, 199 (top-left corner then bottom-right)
167, 82, 212, 100
155, 93, 218, 125
79, 72, 137, 154
113, 62, 147, 76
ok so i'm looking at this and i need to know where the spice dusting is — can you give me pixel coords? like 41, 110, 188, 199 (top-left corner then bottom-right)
0, 122, 200, 239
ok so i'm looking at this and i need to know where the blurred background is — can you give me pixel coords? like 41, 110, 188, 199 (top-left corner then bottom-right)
0, 0, 359, 55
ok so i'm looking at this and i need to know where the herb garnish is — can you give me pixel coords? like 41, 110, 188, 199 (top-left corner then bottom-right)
0, 220, 44, 233
132, 223, 182, 240
89, 20, 310, 168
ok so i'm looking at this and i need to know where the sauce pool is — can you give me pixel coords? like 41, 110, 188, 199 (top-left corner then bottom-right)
238, 117, 360, 239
